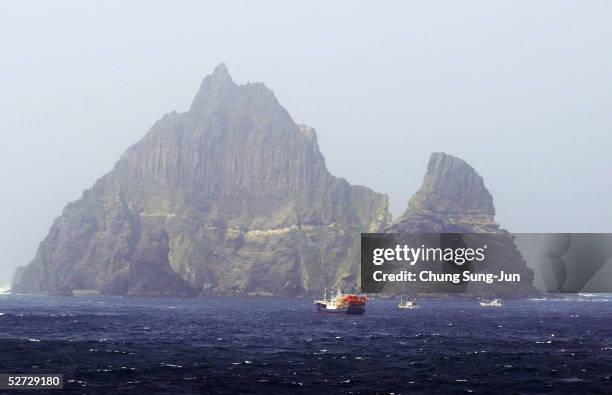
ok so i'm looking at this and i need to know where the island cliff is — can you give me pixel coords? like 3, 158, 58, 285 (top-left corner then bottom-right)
12, 64, 390, 296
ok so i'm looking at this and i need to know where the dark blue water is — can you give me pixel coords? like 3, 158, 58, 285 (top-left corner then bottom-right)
1, 294, 611, 394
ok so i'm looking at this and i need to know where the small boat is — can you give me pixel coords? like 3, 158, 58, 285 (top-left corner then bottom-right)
314, 289, 367, 315
479, 298, 503, 307
398, 296, 419, 309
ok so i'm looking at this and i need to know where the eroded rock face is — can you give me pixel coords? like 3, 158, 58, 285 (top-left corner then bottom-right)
390, 153, 499, 233
388, 153, 538, 297
12, 64, 390, 296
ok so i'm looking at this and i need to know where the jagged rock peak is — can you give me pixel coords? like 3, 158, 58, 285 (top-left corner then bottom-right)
212, 62, 230, 77
189, 63, 281, 117
205, 62, 233, 86
408, 152, 495, 217
190, 62, 236, 111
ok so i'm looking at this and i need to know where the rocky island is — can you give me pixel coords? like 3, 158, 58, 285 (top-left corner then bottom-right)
12, 65, 389, 296
12, 65, 536, 297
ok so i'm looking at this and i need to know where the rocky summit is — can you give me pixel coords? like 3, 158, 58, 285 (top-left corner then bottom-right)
12, 64, 390, 296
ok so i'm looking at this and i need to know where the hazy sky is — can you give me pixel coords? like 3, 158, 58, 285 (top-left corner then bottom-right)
1, 1, 612, 285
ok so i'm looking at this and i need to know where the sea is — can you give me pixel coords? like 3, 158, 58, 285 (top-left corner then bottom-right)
1, 292, 611, 394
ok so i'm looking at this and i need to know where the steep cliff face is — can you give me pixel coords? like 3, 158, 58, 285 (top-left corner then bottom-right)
13, 64, 390, 296
390, 153, 499, 233
388, 153, 538, 297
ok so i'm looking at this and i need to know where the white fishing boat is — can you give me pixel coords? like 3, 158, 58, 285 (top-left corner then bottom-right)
479, 298, 503, 307
398, 296, 419, 309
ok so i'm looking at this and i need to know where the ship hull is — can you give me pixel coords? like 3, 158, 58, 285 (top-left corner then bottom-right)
315, 303, 365, 315
346, 305, 366, 315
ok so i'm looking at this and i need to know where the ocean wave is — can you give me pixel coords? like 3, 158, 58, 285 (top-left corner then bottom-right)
1, 296, 611, 392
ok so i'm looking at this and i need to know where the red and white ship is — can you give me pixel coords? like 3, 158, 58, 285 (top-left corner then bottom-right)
314, 289, 367, 315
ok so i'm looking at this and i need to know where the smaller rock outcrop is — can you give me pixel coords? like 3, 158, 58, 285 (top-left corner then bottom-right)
390, 152, 498, 233
388, 152, 538, 298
